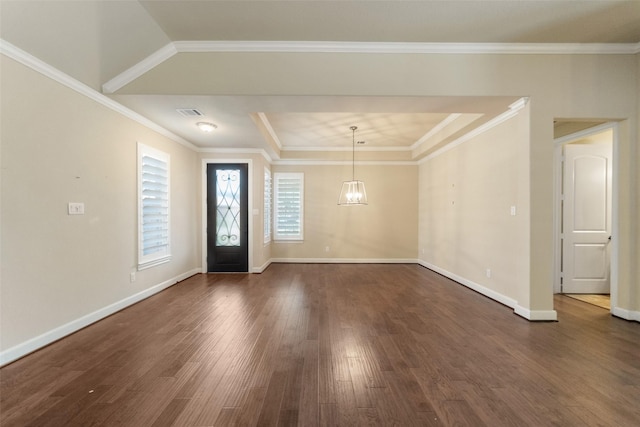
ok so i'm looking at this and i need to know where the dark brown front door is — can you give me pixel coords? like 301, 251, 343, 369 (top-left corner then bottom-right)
207, 163, 248, 272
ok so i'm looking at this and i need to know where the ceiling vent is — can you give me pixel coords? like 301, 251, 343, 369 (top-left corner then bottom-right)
176, 108, 203, 117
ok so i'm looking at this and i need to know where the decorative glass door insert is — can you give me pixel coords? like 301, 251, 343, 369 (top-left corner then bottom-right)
215, 169, 241, 246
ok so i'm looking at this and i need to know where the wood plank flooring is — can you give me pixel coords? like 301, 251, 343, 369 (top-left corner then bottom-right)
1, 264, 639, 426
564, 294, 611, 310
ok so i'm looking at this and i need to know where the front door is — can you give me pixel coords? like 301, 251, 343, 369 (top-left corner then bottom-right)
207, 163, 248, 272
562, 136, 612, 293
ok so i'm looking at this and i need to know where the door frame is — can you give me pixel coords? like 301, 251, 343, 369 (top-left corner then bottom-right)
201, 158, 253, 273
553, 122, 618, 311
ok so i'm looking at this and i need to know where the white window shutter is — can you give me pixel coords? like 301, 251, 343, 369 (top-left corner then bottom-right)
264, 168, 272, 243
273, 172, 304, 241
138, 143, 171, 269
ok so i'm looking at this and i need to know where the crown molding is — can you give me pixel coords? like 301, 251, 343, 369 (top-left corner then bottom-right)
281, 145, 411, 152
272, 160, 416, 166
1, 39, 197, 151
175, 40, 639, 55
102, 43, 177, 94
256, 112, 283, 150
101, 40, 640, 94
419, 97, 528, 164
410, 113, 462, 151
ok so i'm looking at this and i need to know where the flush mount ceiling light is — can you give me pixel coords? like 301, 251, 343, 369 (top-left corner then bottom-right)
196, 122, 217, 132
338, 126, 368, 206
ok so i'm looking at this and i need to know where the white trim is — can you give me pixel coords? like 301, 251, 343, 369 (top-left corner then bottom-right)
138, 143, 171, 269
272, 160, 416, 166
0, 39, 197, 151
514, 306, 559, 322
197, 147, 273, 164
272, 258, 418, 264
252, 259, 273, 273
419, 98, 528, 164
410, 113, 462, 150
552, 122, 618, 312
273, 172, 304, 241
611, 307, 640, 323
554, 122, 616, 145
0, 269, 200, 367
633, 42, 640, 54
508, 97, 529, 112
281, 145, 412, 152
201, 159, 254, 273
257, 113, 283, 150
610, 123, 620, 312
418, 261, 517, 307
102, 43, 177, 94
174, 40, 638, 55
137, 256, 171, 271
552, 139, 564, 294
263, 167, 272, 244
418, 260, 557, 321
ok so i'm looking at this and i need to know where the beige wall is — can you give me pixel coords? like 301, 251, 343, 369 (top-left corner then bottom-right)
0, 57, 199, 354
419, 107, 530, 308
271, 164, 418, 261
195, 158, 418, 267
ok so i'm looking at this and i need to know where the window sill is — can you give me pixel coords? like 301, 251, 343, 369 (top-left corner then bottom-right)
138, 255, 171, 271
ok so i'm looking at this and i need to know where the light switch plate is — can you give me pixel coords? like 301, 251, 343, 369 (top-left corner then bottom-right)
68, 202, 85, 215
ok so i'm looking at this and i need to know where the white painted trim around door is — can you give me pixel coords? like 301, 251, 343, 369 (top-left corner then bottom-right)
201, 159, 254, 273
552, 122, 618, 315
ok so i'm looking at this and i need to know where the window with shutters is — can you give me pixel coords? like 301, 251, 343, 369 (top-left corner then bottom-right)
138, 143, 171, 269
273, 172, 304, 241
264, 168, 272, 244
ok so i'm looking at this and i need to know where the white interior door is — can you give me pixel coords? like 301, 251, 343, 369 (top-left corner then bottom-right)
562, 138, 612, 294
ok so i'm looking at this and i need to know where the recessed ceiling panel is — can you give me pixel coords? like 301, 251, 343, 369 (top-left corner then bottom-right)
265, 112, 452, 149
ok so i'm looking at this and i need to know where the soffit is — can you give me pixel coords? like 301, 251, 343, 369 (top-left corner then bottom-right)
139, 1, 640, 44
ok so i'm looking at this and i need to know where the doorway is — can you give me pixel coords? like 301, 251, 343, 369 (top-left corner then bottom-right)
554, 123, 616, 311
206, 163, 249, 272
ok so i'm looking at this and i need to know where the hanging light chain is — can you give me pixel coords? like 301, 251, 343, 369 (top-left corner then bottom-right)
350, 126, 357, 180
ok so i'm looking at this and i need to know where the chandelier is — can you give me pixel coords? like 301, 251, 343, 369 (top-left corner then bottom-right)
338, 126, 368, 205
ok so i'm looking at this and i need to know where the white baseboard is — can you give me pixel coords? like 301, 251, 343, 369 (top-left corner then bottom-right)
418, 260, 558, 321
611, 307, 640, 323
514, 305, 558, 321
271, 258, 418, 264
0, 268, 200, 367
252, 259, 272, 273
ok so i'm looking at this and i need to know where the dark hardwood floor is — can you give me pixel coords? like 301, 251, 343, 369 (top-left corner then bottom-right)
1, 264, 639, 426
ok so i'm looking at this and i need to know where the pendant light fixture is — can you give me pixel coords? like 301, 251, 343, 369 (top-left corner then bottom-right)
338, 126, 368, 205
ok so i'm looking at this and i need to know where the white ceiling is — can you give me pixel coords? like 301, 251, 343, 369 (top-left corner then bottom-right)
2, 1, 639, 160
